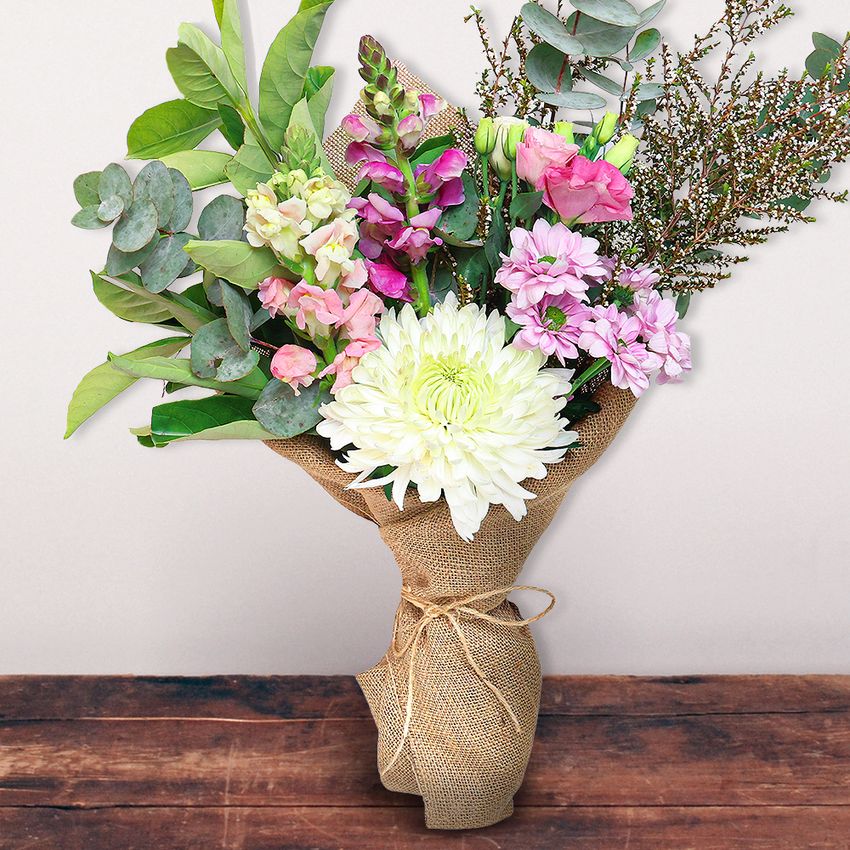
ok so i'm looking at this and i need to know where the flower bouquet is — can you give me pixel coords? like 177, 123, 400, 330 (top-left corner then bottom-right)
67, 0, 850, 831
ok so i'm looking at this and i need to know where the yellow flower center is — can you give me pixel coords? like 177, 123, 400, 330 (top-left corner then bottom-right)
412, 354, 492, 425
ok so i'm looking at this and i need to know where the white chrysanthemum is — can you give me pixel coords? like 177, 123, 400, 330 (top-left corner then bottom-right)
316, 294, 577, 541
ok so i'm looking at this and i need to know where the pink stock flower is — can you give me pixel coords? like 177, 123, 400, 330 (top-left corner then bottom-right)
387, 208, 443, 263
287, 282, 345, 340
338, 289, 385, 340
516, 127, 579, 189
342, 114, 382, 143
633, 292, 692, 384
507, 293, 592, 364
258, 277, 294, 318
359, 161, 406, 194
270, 345, 318, 396
495, 219, 606, 310
320, 337, 382, 394
366, 260, 411, 301
578, 305, 662, 397
543, 156, 634, 224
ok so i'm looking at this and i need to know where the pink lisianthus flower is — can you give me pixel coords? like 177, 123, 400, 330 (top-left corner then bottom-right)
359, 161, 406, 194
287, 282, 345, 340
271, 345, 318, 396
578, 305, 662, 397
516, 127, 579, 189
366, 259, 411, 301
387, 208, 444, 263
338, 289, 386, 340
507, 293, 592, 364
632, 292, 692, 384
543, 156, 634, 224
258, 276, 295, 319
320, 337, 382, 394
495, 219, 606, 310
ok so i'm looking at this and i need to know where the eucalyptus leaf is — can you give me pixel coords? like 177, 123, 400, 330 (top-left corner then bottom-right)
526, 43, 572, 93
185, 240, 284, 289
638, 0, 666, 25
99, 164, 134, 207
570, 0, 640, 28
134, 161, 175, 229
113, 198, 159, 253
224, 135, 275, 195
106, 239, 159, 276
580, 67, 624, 95
567, 12, 635, 57
537, 89, 608, 109
191, 318, 260, 381
160, 150, 233, 190
139, 233, 193, 293
628, 82, 665, 101
198, 195, 246, 242
219, 0, 249, 95
98, 195, 125, 222
259, 0, 335, 149
807, 48, 835, 80
430, 266, 458, 305
74, 172, 102, 207
218, 103, 246, 149
455, 248, 489, 298
92, 270, 175, 325
812, 32, 842, 56
220, 281, 253, 351
165, 168, 193, 233
521, 3, 584, 55
150, 395, 269, 445
630, 28, 661, 61
127, 99, 221, 160
439, 173, 479, 242
72, 206, 110, 230
252, 380, 326, 438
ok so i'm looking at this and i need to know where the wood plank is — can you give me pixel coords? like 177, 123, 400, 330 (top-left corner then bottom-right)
2, 675, 849, 721
3, 806, 850, 849
2, 712, 849, 808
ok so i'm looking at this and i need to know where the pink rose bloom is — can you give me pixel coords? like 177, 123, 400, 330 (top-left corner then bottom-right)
543, 156, 634, 224
387, 208, 443, 263
633, 292, 692, 384
320, 337, 382, 394
507, 293, 592, 364
359, 161, 406, 194
516, 127, 579, 189
578, 305, 662, 397
287, 282, 345, 340
270, 345, 318, 396
366, 260, 411, 301
338, 289, 385, 341
495, 219, 606, 309
258, 277, 294, 318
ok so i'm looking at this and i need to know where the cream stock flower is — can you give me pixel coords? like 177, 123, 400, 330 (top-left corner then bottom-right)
316, 294, 577, 541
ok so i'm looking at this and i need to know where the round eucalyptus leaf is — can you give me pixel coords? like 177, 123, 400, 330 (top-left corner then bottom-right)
74, 172, 102, 207
627, 82, 665, 101
567, 12, 635, 57
178, 258, 198, 278
165, 168, 193, 233
570, 0, 640, 28
638, 0, 666, 26
526, 43, 573, 93
191, 318, 260, 383
113, 198, 159, 253
537, 89, 608, 110
134, 161, 175, 229
139, 232, 193, 293
812, 32, 842, 57
99, 164, 133, 207
630, 28, 661, 61
521, 3, 584, 55
106, 239, 159, 276
97, 194, 126, 223
581, 67, 624, 96
252, 380, 326, 439
72, 205, 111, 230
806, 48, 834, 80
198, 195, 246, 242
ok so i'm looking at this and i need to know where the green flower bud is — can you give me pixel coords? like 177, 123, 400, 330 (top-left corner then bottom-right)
491, 116, 529, 180
592, 111, 619, 145
505, 123, 528, 159
553, 121, 575, 145
604, 133, 641, 173
474, 118, 497, 156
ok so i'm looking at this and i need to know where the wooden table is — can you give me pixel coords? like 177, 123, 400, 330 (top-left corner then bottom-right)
1, 676, 849, 848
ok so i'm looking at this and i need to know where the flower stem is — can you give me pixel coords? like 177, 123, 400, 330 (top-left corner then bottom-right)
510, 162, 519, 229
396, 152, 433, 317
569, 357, 611, 397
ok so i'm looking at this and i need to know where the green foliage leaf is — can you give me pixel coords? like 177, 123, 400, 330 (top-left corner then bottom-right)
812, 32, 842, 56
167, 41, 231, 111
65, 337, 189, 438
807, 48, 835, 80
178, 22, 243, 103
127, 99, 221, 160
97, 195, 125, 222
185, 240, 283, 289
92, 270, 174, 325
570, 0, 639, 28
567, 12, 635, 57
676, 291, 691, 319
580, 67, 624, 95
630, 28, 661, 61
99, 164, 134, 207
219, 0, 249, 95
112, 198, 159, 252
150, 395, 272, 445
305, 67, 335, 139
638, 0, 666, 26
218, 103, 246, 149
439, 173, 480, 242
72, 206, 110, 230
134, 160, 175, 229
521, 3, 584, 55
485, 211, 508, 275
220, 280, 253, 351
287, 97, 333, 173
165, 168, 194, 233
259, 1, 334, 149
252, 380, 326, 438
160, 150, 233, 190
526, 44, 572, 92
411, 134, 456, 168
225, 134, 275, 195
198, 195, 246, 242
629, 82, 665, 101
74, 172, 102, 207
139, 233, 193, 293
191, 318, 260, 381
109, 272, 217, 332
537, 90, 607, 109
510, 190, 545, 221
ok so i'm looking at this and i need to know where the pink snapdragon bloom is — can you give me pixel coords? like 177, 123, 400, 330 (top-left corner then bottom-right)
366, 260, 411, 301
578, 305, 662, 397
342, 114, 382, 143
416, 149, 468, 208
397, 114, 425, 151
340, 259, 369, 292
387, 208, 444, 263
345, 142, 387, 166
495, 219, 606, 309
507, 293, 592, 364
543, 156, 634, 224
516, 127, 579, 189
418, 93, 446, 120
320, 337, 382, 394
287, 282, 345, 340
633, 292, 692, 384
258, 277, 295, 319
300, 218, 359, 284
271, 345, 317, 396
348, 194, 405, 259
359, 161, 406, 194
338, 289, 385, 340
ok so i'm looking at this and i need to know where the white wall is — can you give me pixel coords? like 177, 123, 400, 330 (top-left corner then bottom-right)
1, 0, 848, 675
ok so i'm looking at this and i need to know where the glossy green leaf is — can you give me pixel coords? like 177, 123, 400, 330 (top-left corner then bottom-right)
537, 89, 608, 109
65, 336, 189, 438
92, 270, 174, 325
165, 168, 193, 233
191, 318, 259, 382
220, 280, 253, 351
485, 211, 508, 275
570, 0, 639, 27
150, 395, 270, 445
455, 248, 489, 298
212, 0, 224, 27
224, 134, 274, 195
178, 23, 243, 104
580, 67, 624, 95
106, 239, 159, 276
112, 198, 159, 252
411, 134, 456, 168
638, 0, 666, 25
134, 161, 175, 229
305, 67, 335, 138
139, 233, 193, 293
99, 164, 134, 207
160, 150, 233, 190
127, 99, 221, 160
259, 1, 334, 149
252, 380, 326, 438
198, 195, 246, 242
218, 103, 246, 149
167, 40, 234, 111
72, 206, 110, 230
630, 28, 661, 61
567, 12, 635, 57
676, 292, 690, 319
97, 195, 125, 222
521, 3, 584, 54
111, 273, 217, 332
74, 172, 102, 207
439, 173, 480, 242
219, 0, 249, 95
526, 43, 572, 92
510, 190, 545, 221
184, 240, 283, 290
813, 32, 842, 56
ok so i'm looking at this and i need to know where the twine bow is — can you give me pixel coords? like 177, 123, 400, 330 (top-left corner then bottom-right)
381, 584, 557, 779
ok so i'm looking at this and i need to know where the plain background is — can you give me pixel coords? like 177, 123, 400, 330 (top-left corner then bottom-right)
1, 0, 848, 675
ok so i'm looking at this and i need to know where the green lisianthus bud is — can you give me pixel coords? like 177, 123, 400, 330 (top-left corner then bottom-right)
474, 118, 497, 155
491, 116, 529, 180
604, 133, 641, 173
505, 123, 528, 160
553, 121, 575, 145
593, 111, 619, 145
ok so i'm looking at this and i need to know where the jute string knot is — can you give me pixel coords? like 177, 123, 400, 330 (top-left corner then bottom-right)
381, 585, 557, 778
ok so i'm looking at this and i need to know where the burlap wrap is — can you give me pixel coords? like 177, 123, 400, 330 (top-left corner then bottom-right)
264, 66, 637, 830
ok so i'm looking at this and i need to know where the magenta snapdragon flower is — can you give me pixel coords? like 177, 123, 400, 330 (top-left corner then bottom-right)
387, 208, 444, 263
366, 259, 412, 301
632, 292, 692, 384
495, 219, 606, 309
416, 149, 468, 209
507, 293, 592, 364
